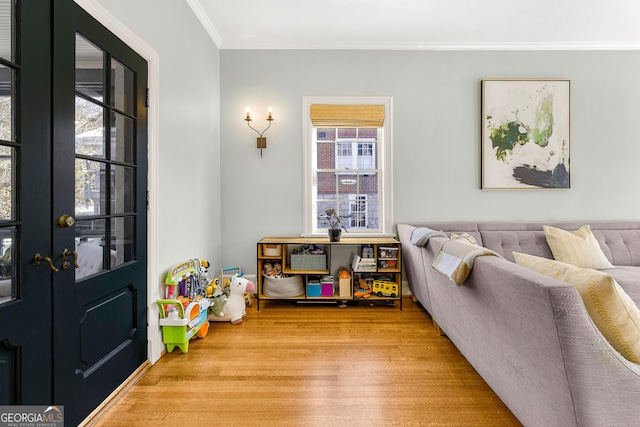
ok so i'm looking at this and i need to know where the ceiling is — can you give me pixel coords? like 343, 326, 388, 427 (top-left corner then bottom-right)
188, 0, 640, 50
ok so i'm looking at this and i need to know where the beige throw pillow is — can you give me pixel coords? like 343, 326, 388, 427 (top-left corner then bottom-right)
513, 251, 640, 364
543, 224, 614, 269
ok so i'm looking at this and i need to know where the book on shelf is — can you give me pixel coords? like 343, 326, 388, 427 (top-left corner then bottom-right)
351, 254, 377, 272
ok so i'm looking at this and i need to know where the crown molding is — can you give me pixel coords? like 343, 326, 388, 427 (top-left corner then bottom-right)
217, 40, 640, 51
186, 0, 223, 49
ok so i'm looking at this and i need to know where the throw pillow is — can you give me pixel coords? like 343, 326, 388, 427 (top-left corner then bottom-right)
543, 224, 614, 269
513, 251, 640, 364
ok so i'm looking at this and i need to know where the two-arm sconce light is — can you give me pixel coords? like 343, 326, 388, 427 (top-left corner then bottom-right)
244, 107, 273, 158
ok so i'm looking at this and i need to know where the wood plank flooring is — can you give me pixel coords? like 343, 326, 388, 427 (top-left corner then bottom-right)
92, 298, 521, 427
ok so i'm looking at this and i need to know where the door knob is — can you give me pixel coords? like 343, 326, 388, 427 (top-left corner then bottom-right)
34, 253, 59, 272
58, 214, 75, 228
62, 248, 79, 268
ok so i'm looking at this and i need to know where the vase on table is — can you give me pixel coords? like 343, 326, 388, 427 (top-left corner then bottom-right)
328, 229, 341, 242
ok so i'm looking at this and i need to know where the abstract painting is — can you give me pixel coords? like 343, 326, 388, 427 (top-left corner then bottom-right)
481, 79, 570, 189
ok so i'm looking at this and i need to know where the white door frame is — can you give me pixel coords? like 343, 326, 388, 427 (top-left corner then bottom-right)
74, 0, 163, 363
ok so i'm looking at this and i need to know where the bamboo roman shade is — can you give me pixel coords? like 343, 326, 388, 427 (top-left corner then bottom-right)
310, 104, 384, 128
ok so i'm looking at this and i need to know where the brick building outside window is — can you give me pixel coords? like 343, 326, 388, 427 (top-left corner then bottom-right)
315, 127, 379, 230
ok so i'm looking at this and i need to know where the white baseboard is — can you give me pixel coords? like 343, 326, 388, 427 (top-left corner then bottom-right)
148, 333, 164, 364
402, 280, 411, 296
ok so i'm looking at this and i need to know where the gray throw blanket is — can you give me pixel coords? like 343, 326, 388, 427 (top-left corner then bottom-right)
410, 227, 448, 246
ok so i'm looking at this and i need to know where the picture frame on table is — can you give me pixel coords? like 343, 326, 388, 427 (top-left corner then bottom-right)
481, 78, 571, 190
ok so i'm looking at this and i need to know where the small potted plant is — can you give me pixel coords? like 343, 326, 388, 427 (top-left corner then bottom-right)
318, 209, 350, 242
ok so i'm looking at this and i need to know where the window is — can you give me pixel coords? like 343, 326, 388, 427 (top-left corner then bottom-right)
302, 96, 393, 237
335, 129, 376, 171
350, 195, 367, 228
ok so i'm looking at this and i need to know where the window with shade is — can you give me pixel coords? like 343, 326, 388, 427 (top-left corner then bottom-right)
302, 97, 393, 236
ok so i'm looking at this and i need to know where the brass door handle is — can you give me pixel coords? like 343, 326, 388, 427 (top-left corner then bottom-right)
58, 214, 75, 228
62, 248, 79, 268
34, 253, 59, 272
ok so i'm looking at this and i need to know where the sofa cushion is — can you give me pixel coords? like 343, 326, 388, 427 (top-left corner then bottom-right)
513, 252, 640, 364
544, 224, 614, 269
605, 266, 640, 306
589, 228, 640, 266
480, 230, 552, 262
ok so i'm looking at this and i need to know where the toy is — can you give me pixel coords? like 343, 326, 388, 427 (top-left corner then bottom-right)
263, 262, 283, 278
206, 277, 220, 298
227, 274, 256, 325
354, 278, 372, 298
263, 262, 273, 276
221, 266, 242, 286
372, 280, 399, 297
164, 259, 209, 302
200, 259, 214, 289
208, 286, 230, 318
156, 298, 210, 353
227, 274, 255, 324
208, 274, 255, 324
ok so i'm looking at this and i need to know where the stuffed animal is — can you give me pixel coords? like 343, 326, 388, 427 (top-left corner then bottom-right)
200, 259, 211, 284
207, 275, 254, 324
226, 274, 255, 324
262, 262, 282, 278
208, 286, 230, 318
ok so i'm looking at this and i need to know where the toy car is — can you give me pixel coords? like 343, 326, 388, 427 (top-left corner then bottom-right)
371, 280, 398, 298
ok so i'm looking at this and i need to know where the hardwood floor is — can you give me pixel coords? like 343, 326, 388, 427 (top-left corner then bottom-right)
92, 298, 521, 427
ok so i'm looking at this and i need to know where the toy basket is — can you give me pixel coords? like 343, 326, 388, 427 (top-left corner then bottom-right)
263, 275, 304, 297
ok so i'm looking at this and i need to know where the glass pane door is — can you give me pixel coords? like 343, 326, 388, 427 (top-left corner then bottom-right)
74, 33, 136, 281
0, 0, 16, 305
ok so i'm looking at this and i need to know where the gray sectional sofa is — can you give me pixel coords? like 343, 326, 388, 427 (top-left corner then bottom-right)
397, 221, 640, 427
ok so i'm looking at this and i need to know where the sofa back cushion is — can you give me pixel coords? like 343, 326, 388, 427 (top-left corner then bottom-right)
590, 228, 640, 266
478, 223, 554, 262
477, 222, 640, 266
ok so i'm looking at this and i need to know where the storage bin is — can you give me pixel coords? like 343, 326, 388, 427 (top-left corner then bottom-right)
307, 280, 321, 297
263, 275, 304, 297
378, 259, 397, 269
378, 247, 398, 259
321, 276, 334, 297
339, 276, 352, 298
291, 254, 327, 270
262, 244, 282, 257
321, 282, 334, 297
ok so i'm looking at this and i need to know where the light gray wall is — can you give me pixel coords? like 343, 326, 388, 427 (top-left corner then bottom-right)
221, 49, 640, 272
97, 0, 222, 279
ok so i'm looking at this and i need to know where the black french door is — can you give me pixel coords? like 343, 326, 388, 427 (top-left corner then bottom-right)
0, 1, 148, 425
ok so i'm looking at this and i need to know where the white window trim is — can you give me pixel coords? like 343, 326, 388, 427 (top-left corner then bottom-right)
302, 95, 394, 237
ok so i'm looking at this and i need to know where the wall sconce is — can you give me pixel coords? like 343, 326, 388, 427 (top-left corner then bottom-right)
244, 107, 273, 158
